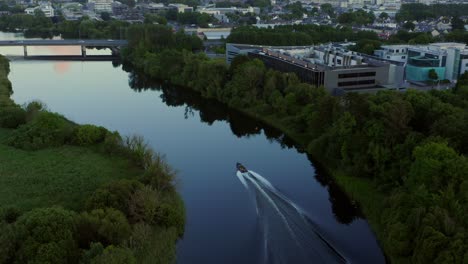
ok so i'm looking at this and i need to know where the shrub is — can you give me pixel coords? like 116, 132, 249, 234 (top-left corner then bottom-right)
0, 221, 17, 264
128, 185, 160, 224
141, 154, 177, 192
102, 131, 124, 155
76, 208, 131, 247
124, 135, 154, 169
24, 100, 46, 123
0, 106, 26, 129
128, 186, 184, 236
90, 246, 136, 264
127, 225, 178, 264
0, 206, 21, 223
85, 180, 143, 217
157, 192, 185, 237
81, 242, 104, 264
14, 207, 79, 264
72, 125, 108, 146
6, 111, 75, 150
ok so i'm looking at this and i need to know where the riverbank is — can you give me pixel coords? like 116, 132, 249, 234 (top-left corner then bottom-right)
231, 108, 389, 255
123, 57, 391, 261
121, 24, 468, 263
0, 55, 185, 263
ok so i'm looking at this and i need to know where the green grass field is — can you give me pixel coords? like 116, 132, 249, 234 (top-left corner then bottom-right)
0, 128, 142, 211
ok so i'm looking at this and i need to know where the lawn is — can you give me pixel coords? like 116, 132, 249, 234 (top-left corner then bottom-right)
0, 129, 142, 211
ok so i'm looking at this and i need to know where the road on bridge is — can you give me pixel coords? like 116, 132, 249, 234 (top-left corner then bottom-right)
0, 39, 128, 47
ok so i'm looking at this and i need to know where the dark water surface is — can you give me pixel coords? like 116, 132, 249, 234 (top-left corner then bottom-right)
1, 32, 385, 264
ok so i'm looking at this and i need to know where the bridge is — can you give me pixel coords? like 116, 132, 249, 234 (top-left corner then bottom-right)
0, 39, 128, 59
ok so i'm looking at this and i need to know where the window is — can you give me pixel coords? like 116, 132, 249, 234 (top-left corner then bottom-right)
338, 80, 375, 87
387, 56, 390, 59
396, 49, 399, 53
402, 56, 406, 59
337, 59, 342, 64
338, 72, 376, 79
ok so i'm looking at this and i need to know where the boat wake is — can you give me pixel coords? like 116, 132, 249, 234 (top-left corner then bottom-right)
237, 170, 348, 264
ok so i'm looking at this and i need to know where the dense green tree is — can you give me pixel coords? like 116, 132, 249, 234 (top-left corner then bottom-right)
90, 246, 136, 264
379, 12, 389, 20
14, 207, 79, 264
100, 12, 111, 21
403, 21, 415, 31
451, 16, 465, 31
428, 68, 439, 81
77, 208, 131, 246
320, 3, 334, 17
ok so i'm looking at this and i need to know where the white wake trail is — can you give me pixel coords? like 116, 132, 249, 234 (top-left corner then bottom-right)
237, 170, 348, 264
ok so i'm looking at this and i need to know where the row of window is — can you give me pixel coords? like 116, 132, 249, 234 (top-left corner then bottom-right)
338, 72, 376, 79
338, 79, 375, 87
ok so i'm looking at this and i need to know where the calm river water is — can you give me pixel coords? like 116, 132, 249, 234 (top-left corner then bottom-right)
1, 32, 385, 263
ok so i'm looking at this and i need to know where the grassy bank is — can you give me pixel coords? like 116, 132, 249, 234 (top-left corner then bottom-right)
0, 55, 184, 264
0, 136, 141, 211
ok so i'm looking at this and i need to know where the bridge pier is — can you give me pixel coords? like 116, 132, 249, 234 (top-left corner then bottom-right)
23, 46, 27, 57
81, 45, 86, 57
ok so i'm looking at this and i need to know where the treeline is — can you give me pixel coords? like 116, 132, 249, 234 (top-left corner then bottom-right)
122, 24, 468, 263
338, 9, 375, 26
227, 25, 467, 56
226, 25, 380, 46
0, 12, 130, 39
396, 3, 468, 22
0, 56, 185, 263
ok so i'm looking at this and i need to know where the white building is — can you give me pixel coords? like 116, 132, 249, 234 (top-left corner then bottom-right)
88, 0, 113, 13
198, 6, 260, 16
25, 3, 55, 17
168, 4, 193, 13
375, 43, 468, 82
374, 45, 410, 63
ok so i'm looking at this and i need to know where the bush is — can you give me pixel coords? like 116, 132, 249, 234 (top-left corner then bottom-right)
157, 192, 185, 237
0, 222, 17, 264
102, 131, 124, 155
24, 100, 46, 123
90, 245, 136, 264
127, 225, 178, 264
0, 206, 21, 223
81, 242, 104, 264
85, 180, 143, 217
76, 208, 131, 247
14, 207, 79, 264
128, 186, 185, 236
0, 106, 26, 129
124, 135, 154, 169
128, 185, 160, 224
72, 125, 108, 146
141, 154, 177, 192
6, 111, 75, 150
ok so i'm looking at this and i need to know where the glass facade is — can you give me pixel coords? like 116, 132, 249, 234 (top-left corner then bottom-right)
406, 65, 445, 81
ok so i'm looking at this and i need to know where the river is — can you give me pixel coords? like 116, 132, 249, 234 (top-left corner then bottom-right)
0, 32, 385, 263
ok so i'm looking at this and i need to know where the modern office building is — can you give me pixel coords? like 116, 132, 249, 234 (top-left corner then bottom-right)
227, 43, 405, 93
373, 45, 409, 63
375, 43, 468, 82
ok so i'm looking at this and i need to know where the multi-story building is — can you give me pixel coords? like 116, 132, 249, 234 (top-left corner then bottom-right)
25, 3, 55, 17
227, 43, 405, 93
88, 0, 113, 13
168, 4, 193, 13
406, 43, 468, 82
374, 45, 409, 63
375, 43, 468, 82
